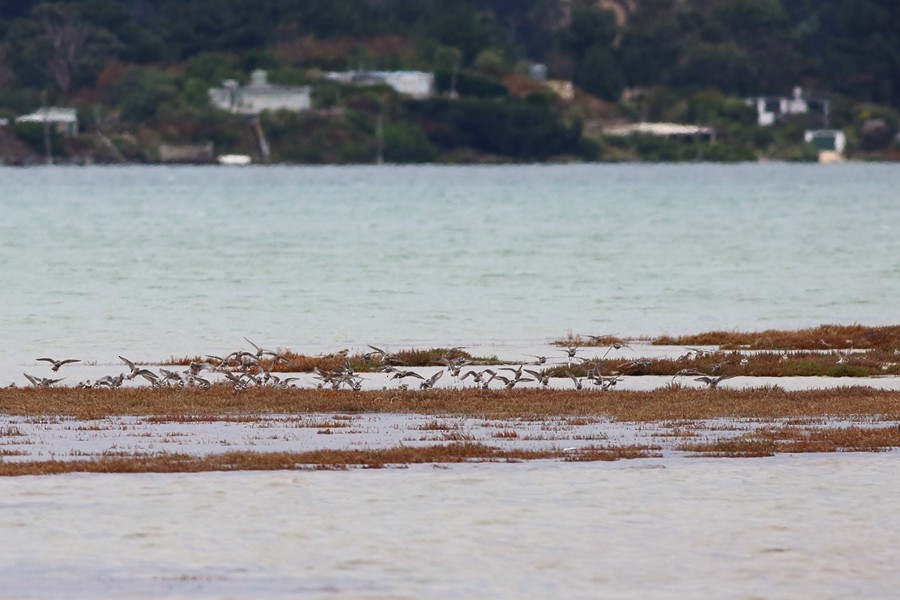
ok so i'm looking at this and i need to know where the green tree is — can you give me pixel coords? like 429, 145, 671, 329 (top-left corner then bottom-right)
113, 66, 178, 122
576, 45, 625, 102
557, 7, 624, 101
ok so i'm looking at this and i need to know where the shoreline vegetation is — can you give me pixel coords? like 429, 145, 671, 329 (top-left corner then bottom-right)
1, 2, 897, 166
3, 325, 900, 474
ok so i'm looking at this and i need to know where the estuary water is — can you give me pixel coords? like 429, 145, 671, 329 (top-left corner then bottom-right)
2, 163, 899, 366
1, 455, 899, 599
2, 163, 900, 598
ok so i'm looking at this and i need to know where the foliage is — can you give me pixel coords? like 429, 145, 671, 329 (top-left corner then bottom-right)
13, 121, 63, 155
0, 0, 897, 163
382, 121, 438, 163
406, 97, 581, 160
434, 69, 508, 98
112, 66, 178, 122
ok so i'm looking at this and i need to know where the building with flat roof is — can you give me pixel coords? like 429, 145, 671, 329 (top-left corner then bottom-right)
323, 70, 434, 99
604, 122, 715, 141
16, 107, 79, 136
209, 70, 311, 115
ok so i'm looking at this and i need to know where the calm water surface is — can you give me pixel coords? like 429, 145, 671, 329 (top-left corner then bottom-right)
2, 163, 899, 365
0, 455, 898, 599
3, 164, 900, 599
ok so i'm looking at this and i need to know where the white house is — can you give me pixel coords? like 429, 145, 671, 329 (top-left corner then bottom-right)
746, 86, 829, 127
16, 107, 79, 136
209, 70, 311, 114
323, 70, 434, 99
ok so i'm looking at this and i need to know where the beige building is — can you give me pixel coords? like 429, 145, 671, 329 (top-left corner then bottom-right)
209, 70, 312, 114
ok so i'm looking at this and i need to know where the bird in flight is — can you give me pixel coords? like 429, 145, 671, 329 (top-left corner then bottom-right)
36, 357, 80, 372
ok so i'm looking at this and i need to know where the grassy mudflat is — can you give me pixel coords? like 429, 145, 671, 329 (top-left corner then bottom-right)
0, 444, 667, 476
1, 387, 899, 474
4, 325, 900, 474
2, 386, 900, 421
159, 325, 900, 378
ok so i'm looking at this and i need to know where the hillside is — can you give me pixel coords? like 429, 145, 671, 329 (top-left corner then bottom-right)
0, 0, 897, 164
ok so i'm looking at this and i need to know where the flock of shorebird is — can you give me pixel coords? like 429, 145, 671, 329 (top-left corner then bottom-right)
15, 338, 737, 392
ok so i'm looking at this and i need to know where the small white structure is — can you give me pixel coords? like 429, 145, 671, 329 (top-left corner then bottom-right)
529, 63, 548, 82
218, 154, 252, 166
16, 107, 78, 136
209, 70, 311, 115
746, 86, 829, 127
804, 129, 846, 162
605, 122, 715, 141
323, 70, 434, 99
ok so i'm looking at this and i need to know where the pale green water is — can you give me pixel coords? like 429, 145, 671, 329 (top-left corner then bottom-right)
2, 163, 898, 364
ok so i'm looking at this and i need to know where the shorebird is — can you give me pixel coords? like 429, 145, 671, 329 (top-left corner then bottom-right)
524, 354, 549, 365
590, 374, 623, 391
159, 368, 185, 385
461, 369, 494, 386
491, 374, 533, 389
566, 372, 583, 390
119, 355, 144, 380
439, 356, 469, 382
420, 370, 444, 390
617, 359, 652, 374
243, 337, 281, 359
391, 370, 425, 382
686, 347, 712, 359
185, 374, 211, 390
524, 369, 551, 388
671, 368, 707, 382
694, 374, 736, 389
95, 374, 125, 388
23, 373, 64, 387
600, 342, 630, 360
500, 364, 526, 380
365, 344, 405, 365
564, 344, 579, 366
36, 357, 80, 372
131, 368, 160, 385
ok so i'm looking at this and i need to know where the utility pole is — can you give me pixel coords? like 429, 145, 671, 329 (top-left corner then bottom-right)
449, 60, 459, 99
41, 90, 52, 165
375, 112, 384, 165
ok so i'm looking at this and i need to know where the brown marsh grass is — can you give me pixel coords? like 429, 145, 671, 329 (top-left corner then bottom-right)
0, 444, 564, 476
651, 324, 900, 351
678, 425, 900, 457
167, 348, 503, 373
542, 348, 900, 378
563, 444, 663, 461
3, 386, 899, 421
558, 324, 900, 351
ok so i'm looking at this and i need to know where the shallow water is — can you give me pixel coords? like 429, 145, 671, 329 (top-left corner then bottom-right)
1, 455, 898, 599
4, 163, 900, 599
3, 163, 899, 367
